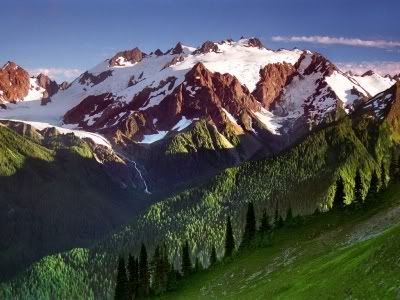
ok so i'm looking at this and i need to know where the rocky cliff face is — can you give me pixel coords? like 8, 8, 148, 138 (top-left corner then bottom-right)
0, 62, 30, 103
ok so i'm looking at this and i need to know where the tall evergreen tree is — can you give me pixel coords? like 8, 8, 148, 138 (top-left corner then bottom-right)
242, 202, 256, 246
209, 245, 217, 266
259, 211, 271, 233
224, 216, 235, 258
127, 254, 138, 298
114, 257, 129, 300
367, 170, 380, 202
152, 245, 169, 295
138, 243, 150, 297
333, 176, 345, 209
181, 240, 192, 276
353, 170, 363, 207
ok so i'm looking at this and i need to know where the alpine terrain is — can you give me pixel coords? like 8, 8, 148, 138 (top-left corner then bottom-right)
0, 36, 399, 299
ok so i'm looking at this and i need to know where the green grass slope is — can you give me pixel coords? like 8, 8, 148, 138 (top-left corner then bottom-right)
158, 184, 400, 299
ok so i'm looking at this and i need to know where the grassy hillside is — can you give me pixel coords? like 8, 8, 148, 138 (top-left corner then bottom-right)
0, 125, 143, 281
1, 113, 395, 299
157, 183, 400, 299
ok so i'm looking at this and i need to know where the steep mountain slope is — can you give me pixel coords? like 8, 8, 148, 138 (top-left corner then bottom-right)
0, 123, 147, 281
0, 39, 395, 193
2, 82, 399, 299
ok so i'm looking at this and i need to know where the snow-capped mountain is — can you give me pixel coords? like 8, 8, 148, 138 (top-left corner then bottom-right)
0, 37, 398, 192
0, 61, 66, 106
0, 38, 395, 146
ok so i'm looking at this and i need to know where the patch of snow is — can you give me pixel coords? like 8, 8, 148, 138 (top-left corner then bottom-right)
138, 131, 168, 144
0, 119, 111, 147
172, 116, 193, 131
23, 78, 45, 102
352, 73, 395, 97
253, 108, 282, 135
325, 71, 364, 105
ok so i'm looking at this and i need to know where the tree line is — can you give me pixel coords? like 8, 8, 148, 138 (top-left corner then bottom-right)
114, 155, 399, 299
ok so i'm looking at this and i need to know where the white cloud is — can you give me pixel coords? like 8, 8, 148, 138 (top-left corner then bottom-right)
336, 61, 400, 76
272, 36, 400, 49
28, 67, 83, 82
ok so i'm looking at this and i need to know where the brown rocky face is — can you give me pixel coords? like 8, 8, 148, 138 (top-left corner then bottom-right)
63, 93, 117, 127
246, 37, 264, 49
169, 42, 184, 55
71, 62, 266, 143
193, 41, 219, 54
162, 56, 184, 69
130, 62, 262, 136
36, 73, 59, 98
252, 62, 297, 109
109, 47, 145, 66
79, 70, 113, 86
300, 52, 337, 76
0, 61, 30, 102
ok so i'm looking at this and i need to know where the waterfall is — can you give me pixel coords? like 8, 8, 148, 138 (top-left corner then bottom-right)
129, 160, 150, 194
117, 152, 151, 194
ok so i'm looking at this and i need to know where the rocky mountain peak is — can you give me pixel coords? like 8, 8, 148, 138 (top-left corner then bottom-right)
362, 70, 375, 77
0, 61, 30, 102
193, 41, 219, 54
246, 37, 264, 49
170, 42, 184, 55
109, 47, 145, 66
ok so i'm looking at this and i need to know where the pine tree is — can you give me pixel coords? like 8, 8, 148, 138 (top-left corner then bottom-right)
151, 244, 169, 295
224, 216, 235, 258
127, 254, 138, 298
367, 170, 380, 203
209, 245, 217, 266
259, 211, 271, 233
181, 240, 192, 276
138, 243, 150, 297
353, 170, 363, 208
114, 257, 129, 300
332, 176, 345, 209
242, 202, 256, 247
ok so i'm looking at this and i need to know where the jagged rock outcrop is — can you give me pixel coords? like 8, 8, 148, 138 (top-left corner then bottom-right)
37, 73, 59, 98
109, 47, 145, 66
193, 41, 219, 54
247, 37, 264, 48
252, 62, 297, 109
0, 61, 30, 102
79, 70, 113, 86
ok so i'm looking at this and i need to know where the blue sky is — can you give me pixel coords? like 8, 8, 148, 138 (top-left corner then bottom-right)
1, 0, 399, 81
